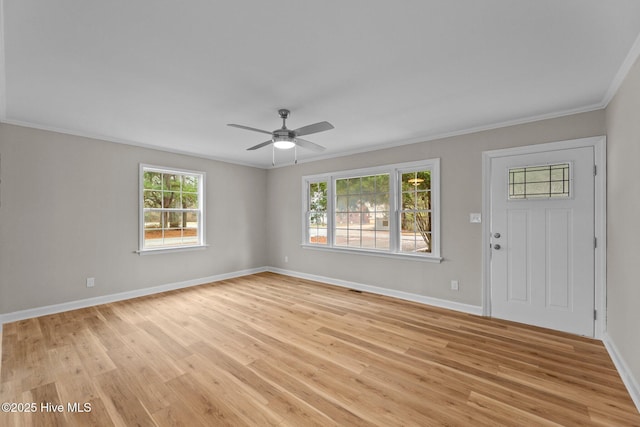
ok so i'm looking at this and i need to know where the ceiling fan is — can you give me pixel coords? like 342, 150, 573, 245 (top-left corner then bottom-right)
228, 109, 334, 164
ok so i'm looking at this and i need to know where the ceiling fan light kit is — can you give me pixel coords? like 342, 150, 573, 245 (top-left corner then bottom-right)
273, 139, 296, 149
228, 108, 334, 165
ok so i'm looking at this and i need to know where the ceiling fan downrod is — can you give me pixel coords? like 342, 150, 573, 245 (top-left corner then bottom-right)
278, 109, 290, 129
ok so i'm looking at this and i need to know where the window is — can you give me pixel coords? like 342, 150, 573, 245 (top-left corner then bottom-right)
508, 163, 570, 199
335, 174, 390, 250
307, 181, 328, 245
139, 165, 205, 252
400, 170, 432, 253
303, 159, 440, 260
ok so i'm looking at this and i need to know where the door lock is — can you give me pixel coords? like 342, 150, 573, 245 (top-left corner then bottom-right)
493, 233, 501, 238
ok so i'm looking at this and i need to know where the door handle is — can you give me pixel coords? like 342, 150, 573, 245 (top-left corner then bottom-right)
493, 244, 501, 250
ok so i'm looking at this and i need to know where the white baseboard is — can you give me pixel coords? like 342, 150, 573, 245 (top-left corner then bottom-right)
266, 267, 484, 316
603, 333, 640, 413
0, 267, 267, 326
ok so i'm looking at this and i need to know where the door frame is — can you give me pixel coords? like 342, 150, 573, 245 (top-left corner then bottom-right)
482, 136, 607, 338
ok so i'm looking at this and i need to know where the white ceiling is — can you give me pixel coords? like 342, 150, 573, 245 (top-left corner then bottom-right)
2, 1, 640, 168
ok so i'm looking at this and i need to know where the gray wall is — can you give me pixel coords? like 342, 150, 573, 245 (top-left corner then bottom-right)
606, 55, 640, 389
0, 124, 268, 314
266, 110, 606, 306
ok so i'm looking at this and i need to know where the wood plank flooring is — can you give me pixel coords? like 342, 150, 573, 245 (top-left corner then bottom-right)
1, 272, 639, 426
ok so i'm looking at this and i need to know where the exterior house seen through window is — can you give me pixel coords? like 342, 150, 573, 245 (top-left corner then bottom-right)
303, 159, 440, 260
139, 165, 205, 252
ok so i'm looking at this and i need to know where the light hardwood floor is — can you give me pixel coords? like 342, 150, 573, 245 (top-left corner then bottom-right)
1, 272, 639, 426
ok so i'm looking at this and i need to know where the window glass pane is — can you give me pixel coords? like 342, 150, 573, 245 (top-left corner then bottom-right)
144, 172, 163, 190
373, 193, 389, 208
361, 229, 376, 249
416, 232, 430, 252
164, 174, 181, 191
144, 229, 164, 248
416, 191, 430, 210
374, 212, 390, 230
400, 232, 417, 253
335, 195, 349, 213
182, 226, 199, 245
184, 211, 198, 226
376, 174, 389, 192
144, 191, 162, 208
527, 182, 551, 197
402, 192, 416, 210
336, 179, 348, 195
307, 181, 328, 245
526, 167, 548, 182
400, 169, 433, 254
361, 176, 375, 193
183, 175, 199, 191
375, 230, 390, 250
349, 212, 362, 226
335, 227, 348, 246
309, 182, 327, 209
509, 163, 570, 199
510, 169, 525, 184
164, 191, 181, 208
347, 229, 361, 247
551, 181, 566, 195
182, 193, 198, 208
166, 212, 181, 228
144, 211, 162, 229
347, 197, 361, 212
402, 171, 430, 191
550, 166, 565, 181
347, 178, 361, 194
309, 211, 327, 227
308, 227, 327, 244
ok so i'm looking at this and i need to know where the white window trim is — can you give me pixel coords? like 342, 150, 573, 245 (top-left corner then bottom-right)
137, 164, 207, 254
301, 159, 441, 262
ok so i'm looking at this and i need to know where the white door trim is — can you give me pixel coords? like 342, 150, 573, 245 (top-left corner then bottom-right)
482, 136, 606, 338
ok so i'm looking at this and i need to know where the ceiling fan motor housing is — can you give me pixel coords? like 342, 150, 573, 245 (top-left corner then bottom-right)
273, 129, 296, 139
278, 109, 290, 119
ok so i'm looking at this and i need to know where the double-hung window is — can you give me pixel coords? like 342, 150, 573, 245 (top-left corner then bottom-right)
302, 159, 440, 261
139, 164, 205, 253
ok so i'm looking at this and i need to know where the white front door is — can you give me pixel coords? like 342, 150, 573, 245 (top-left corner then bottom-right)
490, 146, 595, 336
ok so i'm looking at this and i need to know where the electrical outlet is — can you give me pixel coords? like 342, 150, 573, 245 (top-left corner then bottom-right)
284, 256, 288, 263
450, 280, 459, 291
86, 277, 95, 288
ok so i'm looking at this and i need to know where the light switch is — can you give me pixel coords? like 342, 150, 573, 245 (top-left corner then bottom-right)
470, 213, 481, 223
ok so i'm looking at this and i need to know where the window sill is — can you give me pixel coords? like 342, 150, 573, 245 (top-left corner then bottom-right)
135, 244, 209, 255
300, 244, 443, 263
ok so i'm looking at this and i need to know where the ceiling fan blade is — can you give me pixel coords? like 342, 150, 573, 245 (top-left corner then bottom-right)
293, 121, 334, 137
246, 140, 274, 151
228, 124, 273, 135
295, 138, 326, 152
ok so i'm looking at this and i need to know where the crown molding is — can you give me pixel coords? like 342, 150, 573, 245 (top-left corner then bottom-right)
602, 30, 640, 106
